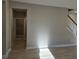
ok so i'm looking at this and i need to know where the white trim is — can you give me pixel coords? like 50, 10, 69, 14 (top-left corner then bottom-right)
2, 48, 11, 59
26, 44, 76, 49
49, 44, 76, 47
26, 47, 38, 49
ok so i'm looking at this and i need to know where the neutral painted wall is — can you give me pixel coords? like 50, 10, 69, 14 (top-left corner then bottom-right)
6, 0, 10, 52
2, 0, 12, 57
12, 0, 77, 10
11, 2, 76, 48
2, 2, 6, 55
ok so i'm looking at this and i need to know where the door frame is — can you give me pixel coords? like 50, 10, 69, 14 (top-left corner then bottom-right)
11, 8, 27, 49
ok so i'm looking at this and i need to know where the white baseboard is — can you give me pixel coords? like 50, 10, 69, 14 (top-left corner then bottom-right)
2, 48, 11, 59
26, 44, 76, 49
26, 46, 38, 49
49, 44, 76, 47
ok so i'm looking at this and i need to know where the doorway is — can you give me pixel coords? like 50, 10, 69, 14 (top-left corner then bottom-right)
12, 8, 27, 50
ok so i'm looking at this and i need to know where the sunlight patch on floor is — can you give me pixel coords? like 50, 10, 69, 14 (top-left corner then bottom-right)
39, 48, 55, 59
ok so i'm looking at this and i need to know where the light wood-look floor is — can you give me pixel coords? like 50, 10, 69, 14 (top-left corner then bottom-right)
12, 39, 26, 50
7, 47, 77, 59
7, 40, 77, 59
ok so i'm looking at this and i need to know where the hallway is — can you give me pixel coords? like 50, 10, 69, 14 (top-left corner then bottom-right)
7, 46, 76, 59
12, 39, 26, 50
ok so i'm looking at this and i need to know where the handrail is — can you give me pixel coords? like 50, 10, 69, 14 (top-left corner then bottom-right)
67, 15, 77, 26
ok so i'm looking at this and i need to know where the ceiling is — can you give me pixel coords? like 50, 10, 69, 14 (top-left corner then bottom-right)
5, 0, 77, 10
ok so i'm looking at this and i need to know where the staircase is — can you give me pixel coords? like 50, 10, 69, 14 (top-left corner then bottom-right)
67, 9, 77, 37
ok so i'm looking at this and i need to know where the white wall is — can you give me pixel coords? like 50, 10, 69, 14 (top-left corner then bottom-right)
2, 1, 12, 58
6, 0, 10, 51
12, 0, 77, 10
11, 2, 76, 48
2, 0, 11, 57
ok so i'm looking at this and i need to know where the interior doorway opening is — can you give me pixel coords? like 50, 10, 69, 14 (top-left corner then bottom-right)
12, 8, 27, 50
